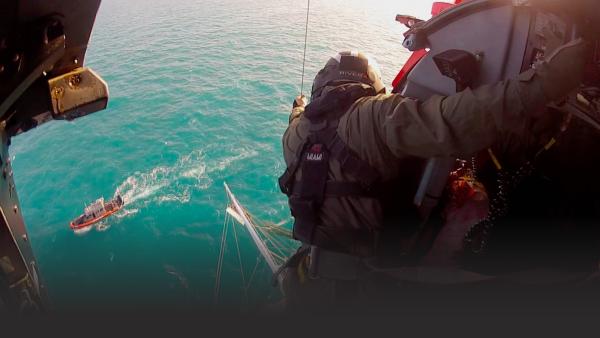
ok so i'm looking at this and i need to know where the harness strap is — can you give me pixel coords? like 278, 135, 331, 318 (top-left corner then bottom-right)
278, 141, 309, 195
280, 130, 382, 196
291, 180, 376, 197
327, 134, 381, 188
282, 130, 383, 198
325, 181, 370, 197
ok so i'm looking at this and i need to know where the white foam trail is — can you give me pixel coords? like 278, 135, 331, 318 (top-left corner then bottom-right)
181, 164, 206, 180
107, 147, 259, 218
95, 221, 111, 232
158, 189, 191, 204
207, 148, 258, 174
114, 151, 205, 209
73, 226, 93, 236
116, 167, 172, 205
115, 208, 139, 219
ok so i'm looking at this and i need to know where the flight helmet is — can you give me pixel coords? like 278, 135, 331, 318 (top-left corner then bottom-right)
311, 51, 385, 100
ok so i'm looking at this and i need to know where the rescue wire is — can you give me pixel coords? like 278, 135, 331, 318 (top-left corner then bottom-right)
300, 0, 311, 96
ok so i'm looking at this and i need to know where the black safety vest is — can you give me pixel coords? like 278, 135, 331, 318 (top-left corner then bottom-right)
279, 84, 429, 259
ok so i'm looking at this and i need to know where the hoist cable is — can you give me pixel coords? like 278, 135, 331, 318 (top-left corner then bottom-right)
300, 0, 311, 96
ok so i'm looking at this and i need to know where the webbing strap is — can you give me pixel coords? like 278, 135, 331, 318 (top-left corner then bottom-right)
327, 134, 381, 188
325, 181, 370, 197
291, 180, 373, 197
282, 132, 382, 196
278, 141, 309, 195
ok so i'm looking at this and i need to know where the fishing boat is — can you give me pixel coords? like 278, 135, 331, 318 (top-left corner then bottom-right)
70, 194, 124, 230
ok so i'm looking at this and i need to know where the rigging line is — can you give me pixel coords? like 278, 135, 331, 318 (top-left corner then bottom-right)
256, 226, 286, 255
214, 212, 230, 304
254, 226, 274, 250
262, 229, 289, 256
253, 215, 291, 240
252, 213, 292, 237
214, 213, 228, 304
257, 227, 291, 262
262, 224, 293, 239
245, 257, 261, 290
250, 217, 288, 255
269, 251, 287, 263
300, 0, 311, 95
261, 223, 294, 250
231, 220, 248, 305
263, 226, 295, 255
237, 208, 283, 255
253, 230, 284, 266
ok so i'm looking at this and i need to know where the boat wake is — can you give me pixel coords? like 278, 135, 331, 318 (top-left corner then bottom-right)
73, 225, 93, 236
95, 221, 111, 232
113, 148, 258, 213
74, 148, 259, 235
113, 151, 207, 212
114, 208, 139, 219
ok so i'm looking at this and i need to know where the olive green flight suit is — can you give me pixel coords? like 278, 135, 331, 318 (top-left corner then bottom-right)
280, 39, 588, 307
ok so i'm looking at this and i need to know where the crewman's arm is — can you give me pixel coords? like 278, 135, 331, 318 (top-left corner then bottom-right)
347, 39, 587, 158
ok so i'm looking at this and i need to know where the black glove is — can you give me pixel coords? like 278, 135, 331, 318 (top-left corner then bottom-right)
517, 38, 588, 116
536, 38, 589, 100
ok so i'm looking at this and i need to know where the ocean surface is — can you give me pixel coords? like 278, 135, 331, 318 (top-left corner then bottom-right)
10, 0, 422, 309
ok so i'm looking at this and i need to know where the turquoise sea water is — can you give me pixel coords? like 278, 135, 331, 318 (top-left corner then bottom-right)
11, 0, 418, 309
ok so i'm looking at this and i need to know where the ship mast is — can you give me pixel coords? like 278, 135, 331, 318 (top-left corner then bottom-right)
223, 182, 280, 274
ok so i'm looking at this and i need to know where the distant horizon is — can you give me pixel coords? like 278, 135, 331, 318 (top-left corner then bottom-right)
377, 0, 437, 20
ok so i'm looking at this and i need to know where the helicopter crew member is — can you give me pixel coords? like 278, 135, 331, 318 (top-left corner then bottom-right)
277, 39, 589, 307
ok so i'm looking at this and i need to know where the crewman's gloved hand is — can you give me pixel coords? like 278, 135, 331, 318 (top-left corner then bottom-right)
289, 95, 308, 123
293, 95, 307, 109
536, 38, 588, 100
518, 38, 589, 114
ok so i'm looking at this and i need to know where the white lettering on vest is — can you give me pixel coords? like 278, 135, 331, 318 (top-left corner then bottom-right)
306, 153, 323, 161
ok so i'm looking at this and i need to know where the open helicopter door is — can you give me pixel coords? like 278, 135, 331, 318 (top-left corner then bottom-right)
0, 0, 107, 312
394, 0, 577, 220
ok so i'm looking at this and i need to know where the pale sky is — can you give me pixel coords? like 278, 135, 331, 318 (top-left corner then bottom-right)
377, 0, 438, 21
